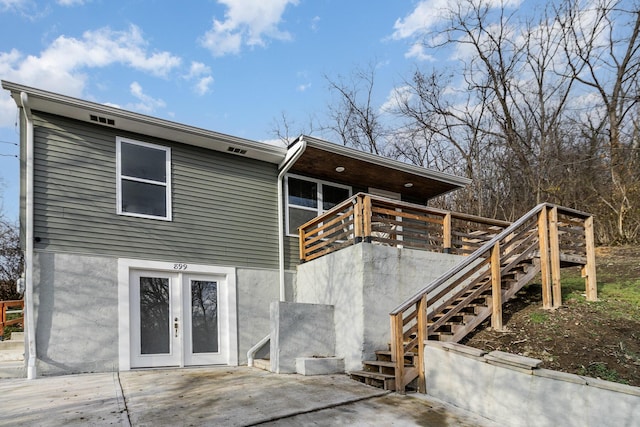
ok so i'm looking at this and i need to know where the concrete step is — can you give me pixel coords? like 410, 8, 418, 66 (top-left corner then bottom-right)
0, 340, 24, 351
0, 348, 24, 362
252, 358, 271, 372
0, 360, 26, 379
10, 332, 24, 341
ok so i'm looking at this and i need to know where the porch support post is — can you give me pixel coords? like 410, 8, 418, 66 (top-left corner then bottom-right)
583, 216, 598, 301
298, 226, 306, 263
363, 195, 372, 243
548, 206, 562, 308
443, 213, 452, 253
353, 195, 363, 243
390, 313, 405, 394
538, 207, 552, 309
490, 242, 503, 331
416, 295, 427, 393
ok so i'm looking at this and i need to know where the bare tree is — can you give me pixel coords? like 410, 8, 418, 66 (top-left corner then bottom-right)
0, 219, 22, 301
323, 64, 390, 156
270, 111, 318, 146
559, 0, 640, 242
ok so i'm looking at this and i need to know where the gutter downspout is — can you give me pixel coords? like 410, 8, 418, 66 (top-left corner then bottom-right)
20, 92, 36, 380
277, 136, 307, 301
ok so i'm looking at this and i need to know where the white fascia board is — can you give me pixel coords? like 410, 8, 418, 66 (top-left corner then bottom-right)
1, 81, 287, 164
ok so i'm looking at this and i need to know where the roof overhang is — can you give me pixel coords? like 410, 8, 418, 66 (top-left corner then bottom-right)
2, 81, 470, 200
1, 80, 287, 164
288, 136, 471, 200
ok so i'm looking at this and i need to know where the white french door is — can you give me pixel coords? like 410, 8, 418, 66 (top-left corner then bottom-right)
129, 270, 227, 368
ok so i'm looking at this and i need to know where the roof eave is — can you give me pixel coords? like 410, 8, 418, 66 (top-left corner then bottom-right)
300, 135, 471, 189
1, 80, 288, 164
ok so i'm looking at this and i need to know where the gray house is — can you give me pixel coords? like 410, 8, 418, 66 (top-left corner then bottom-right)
3, 81, 474, 379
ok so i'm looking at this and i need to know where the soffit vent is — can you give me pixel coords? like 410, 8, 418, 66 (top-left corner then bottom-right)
89, 114, 115, 126
227, 146, 247, 155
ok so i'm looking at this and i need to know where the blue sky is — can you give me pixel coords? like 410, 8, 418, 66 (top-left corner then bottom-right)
0, 0, 528, 221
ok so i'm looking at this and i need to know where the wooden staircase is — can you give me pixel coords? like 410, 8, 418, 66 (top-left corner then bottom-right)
350, 349, 419, 391
349, 203, 598, 393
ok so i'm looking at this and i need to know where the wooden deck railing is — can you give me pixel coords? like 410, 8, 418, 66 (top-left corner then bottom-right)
389, 203, 597, 393
298, 193, 511, 262
0, 300, 24, 339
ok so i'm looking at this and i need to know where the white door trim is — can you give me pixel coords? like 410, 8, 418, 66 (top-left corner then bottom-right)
118, 258, 238, 370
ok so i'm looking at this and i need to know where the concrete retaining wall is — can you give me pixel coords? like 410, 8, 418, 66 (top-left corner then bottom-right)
270, 301, 335, 374
425, 342, 640, 427
296, 243, 464, 371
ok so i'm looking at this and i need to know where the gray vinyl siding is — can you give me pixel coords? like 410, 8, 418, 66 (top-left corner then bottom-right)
31, 112, 283, 269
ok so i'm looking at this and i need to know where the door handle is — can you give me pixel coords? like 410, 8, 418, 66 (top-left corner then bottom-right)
174, 317, 179, 337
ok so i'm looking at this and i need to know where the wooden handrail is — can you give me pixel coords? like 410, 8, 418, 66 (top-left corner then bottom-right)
0, 300, 24, 339
389, 202, 597, 393
298, 192, 512, 262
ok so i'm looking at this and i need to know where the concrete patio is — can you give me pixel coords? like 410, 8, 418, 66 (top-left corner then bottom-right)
0, 366, 497, 426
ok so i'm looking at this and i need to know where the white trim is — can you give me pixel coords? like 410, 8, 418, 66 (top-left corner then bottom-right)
284, 173, 352, 237
116, 137, 172, 221
118, 258, 237, 370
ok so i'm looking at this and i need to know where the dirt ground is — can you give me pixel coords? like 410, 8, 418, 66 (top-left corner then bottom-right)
462, 246, 640, 387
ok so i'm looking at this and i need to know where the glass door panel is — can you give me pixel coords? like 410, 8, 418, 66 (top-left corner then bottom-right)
130, 271, 181, 368
190, 280, 219, 354
139, 276, 171, 354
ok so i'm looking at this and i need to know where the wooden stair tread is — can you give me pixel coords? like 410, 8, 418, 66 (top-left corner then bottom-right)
374, 350, 417, 357
349, 370, 395, 381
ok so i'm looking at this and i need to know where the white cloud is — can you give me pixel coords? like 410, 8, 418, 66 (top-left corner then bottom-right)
128, 82, 166, 114
391, 0, 525, 52
0, 0, 27, 11
0, 25, 181, 127
380, 85, 412, 114
311, 16, 320, 32
391, 0, 451, 40
56, 0, 86, 6
194, 76, 214, 96
200, 0, 299, 57
185, 61, 214, 95
405, 43, 434, 61
296, 82, 311, 92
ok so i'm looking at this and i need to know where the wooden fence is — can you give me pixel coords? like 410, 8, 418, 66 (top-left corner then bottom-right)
0, 300, 24, 339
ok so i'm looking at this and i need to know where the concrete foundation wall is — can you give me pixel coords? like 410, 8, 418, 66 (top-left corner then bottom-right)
31, 251, 289, 375
269, 301, 335, 373
33, 252, 119, 375
425, 343, 640, 427
236, 268, 295, 365
296, 243, 464, 371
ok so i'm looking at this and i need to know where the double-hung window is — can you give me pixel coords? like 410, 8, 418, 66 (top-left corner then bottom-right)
285, 175, 351, 235
116, 137, 172, 220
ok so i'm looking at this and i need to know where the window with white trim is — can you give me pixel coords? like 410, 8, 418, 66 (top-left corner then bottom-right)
285, 174, 351, 236
116, 137, 172, 220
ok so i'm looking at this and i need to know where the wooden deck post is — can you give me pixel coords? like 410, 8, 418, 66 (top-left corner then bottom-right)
537, 207, 552, 309
548, 206, 562, 308
490, 242, 503, 331
298, 227, 307, 263
443, 213, 452, 253
363, 195, 372, 243
583, 216, 598, 301
353, 195, 363, 243
390, 313, 405, 394
416, 295, 427, 393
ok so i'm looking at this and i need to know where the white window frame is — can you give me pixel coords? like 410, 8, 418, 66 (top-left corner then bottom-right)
116, 137, 172, 221
285, 174, 352, 237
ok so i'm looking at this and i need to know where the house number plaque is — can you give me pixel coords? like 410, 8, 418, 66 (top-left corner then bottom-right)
173, 263, 188, 270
